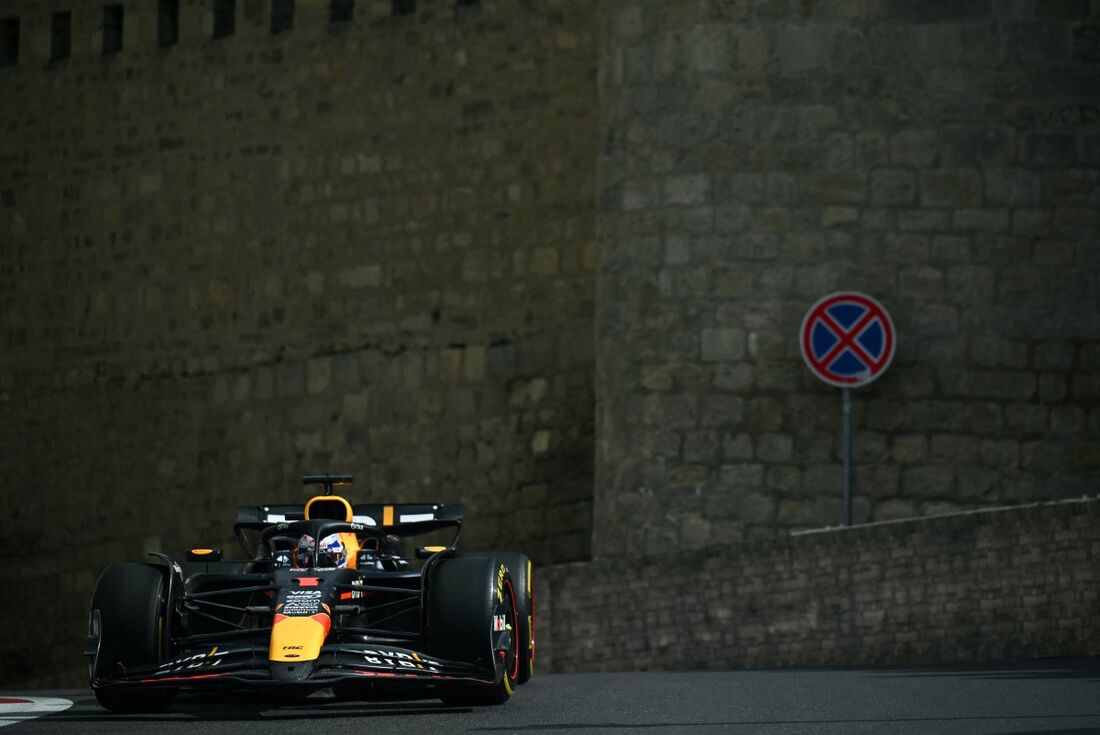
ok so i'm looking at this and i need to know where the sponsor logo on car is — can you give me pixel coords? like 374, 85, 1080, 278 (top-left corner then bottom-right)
155, 648, 229, 674
282, 589, 324, 615
362, 648, 443, 673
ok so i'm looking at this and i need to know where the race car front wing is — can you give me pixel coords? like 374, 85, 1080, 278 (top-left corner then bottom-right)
92, 643, 495, 690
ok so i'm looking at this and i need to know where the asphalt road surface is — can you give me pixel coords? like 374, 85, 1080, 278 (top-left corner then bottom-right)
4, 658, 1099, 734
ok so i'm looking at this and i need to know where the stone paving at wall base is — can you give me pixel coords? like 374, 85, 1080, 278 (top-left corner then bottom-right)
538, 497, 1100, 673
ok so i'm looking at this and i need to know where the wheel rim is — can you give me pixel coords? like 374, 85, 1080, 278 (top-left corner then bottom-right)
492, 577, 520, 683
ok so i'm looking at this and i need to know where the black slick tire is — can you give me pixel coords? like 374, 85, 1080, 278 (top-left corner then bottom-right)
90, 563, 177, 713
427, 554, 520, 706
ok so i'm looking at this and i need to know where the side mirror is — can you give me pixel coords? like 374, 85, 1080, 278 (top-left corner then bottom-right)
187, 548, 223, 561
415, 546, 450, 560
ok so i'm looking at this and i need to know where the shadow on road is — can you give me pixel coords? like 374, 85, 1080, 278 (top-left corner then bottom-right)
863, 658, 1100, 684
45, 690, 471, 724
991, 730, 1100, 735
470, 715, 1100, 732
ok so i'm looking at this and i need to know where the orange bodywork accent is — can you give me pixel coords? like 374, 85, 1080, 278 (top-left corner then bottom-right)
269, 613, 331, 662
304, 495, 353, 522
339, 532, 360, 570
383, 505, 394, 527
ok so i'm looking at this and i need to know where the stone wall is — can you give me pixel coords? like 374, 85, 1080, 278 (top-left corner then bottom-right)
537, 496, 1100, 673
595, 0, 1100, 556
0, 0, 596, 688
3, 0, 1100, 691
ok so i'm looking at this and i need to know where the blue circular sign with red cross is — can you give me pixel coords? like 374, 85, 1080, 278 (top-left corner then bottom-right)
800, 291, 896, 388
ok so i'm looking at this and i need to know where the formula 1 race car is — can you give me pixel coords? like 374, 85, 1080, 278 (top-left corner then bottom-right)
85, 475, 534, 712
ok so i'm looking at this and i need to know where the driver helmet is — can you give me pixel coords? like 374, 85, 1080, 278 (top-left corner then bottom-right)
295, 533, 346, 569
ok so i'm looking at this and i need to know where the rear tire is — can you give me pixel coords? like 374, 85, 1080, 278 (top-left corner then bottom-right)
427, 554, 520, 706
90, 563, 177, 713
497, 552, 533, 684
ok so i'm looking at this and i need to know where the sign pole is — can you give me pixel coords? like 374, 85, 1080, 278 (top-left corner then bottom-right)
842, 387, 853, 527
800, 291, 895, 529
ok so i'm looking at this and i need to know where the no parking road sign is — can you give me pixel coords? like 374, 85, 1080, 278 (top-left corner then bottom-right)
799, 291, 896, 527
800, 291, 896, 388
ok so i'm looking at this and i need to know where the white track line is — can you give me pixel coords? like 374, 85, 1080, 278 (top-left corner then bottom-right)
0, 697, 73, 728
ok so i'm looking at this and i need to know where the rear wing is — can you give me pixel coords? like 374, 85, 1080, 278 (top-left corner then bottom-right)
233, 502, 464, 555
235, 502, 462, 529
232, 475, 463, 558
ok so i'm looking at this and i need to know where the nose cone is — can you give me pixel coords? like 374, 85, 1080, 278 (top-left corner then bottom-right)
269, 613, 331, 663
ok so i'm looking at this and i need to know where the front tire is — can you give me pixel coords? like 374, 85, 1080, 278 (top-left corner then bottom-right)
498, 552, 533, 684
89, 563, 177, 713
426, 554, 520, 706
